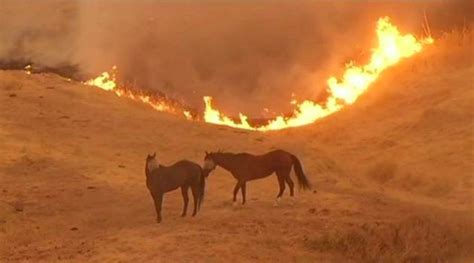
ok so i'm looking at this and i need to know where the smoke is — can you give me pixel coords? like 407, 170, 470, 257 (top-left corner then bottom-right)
1, 0, 472, 115
0, 1, 79, 67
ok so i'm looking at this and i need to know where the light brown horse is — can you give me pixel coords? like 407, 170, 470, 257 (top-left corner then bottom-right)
203, 149, 310, 205
145, 153, 205, 223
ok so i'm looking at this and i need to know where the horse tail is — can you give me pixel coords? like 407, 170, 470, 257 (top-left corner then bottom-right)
197, 167, 206, 209
291, 154, 311, 190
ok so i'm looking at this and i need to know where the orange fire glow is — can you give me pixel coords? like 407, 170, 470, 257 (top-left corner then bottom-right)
85, 17, 433, 132
203, 17, 433, 131
84, 66, 192, 119
24, 65, 32, 75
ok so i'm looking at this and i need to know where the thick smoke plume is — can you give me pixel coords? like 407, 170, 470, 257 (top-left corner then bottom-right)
0, 0, 471, 115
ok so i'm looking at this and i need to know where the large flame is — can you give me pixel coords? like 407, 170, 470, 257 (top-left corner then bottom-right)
84, 66, 193, 120
203, 17, 433, 131
85, 17, 432, 132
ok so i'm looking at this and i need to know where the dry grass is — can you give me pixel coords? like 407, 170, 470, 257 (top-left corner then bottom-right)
307, 213, 474, 262
0, 78, 22, 91
424, 175, 458, 197
417, 26, 473, 73
0, 20, 472, 263
360, 26, 474, 198
367, 161, 397, 184
391, 172, 457, 197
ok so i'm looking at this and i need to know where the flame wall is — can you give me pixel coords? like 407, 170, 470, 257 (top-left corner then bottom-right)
0, 0, 471, 116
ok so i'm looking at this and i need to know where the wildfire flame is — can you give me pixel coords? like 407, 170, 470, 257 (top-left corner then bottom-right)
203, 17, 433, 131
85, 66, 117, 91
85, 17, 433, 132
24, 65, 32, 75
84, 66, 193, 120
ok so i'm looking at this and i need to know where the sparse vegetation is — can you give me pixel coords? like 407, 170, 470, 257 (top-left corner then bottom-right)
1, 79, 22, 91
367, 161, 397, 184
307, 213, 474, 262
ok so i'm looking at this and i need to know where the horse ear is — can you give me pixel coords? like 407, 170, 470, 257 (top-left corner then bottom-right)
152, 152, 156, 158
205, 151, 209, 155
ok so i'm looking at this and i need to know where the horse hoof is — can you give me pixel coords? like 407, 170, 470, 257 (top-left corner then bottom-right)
181, 214, 186, 217
156, 218, 162, 223
273, 197, 281, 207
232, 201, 238, 207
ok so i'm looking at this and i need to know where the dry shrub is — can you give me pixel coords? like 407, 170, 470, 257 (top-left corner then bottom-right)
396, 172, 457, 197
391, 172, 457, 197
397, 172, 423, 191
424, 175, 457, 197
307, 213, 474, 262
416, 27, 473, 74
367, 161, 397, 184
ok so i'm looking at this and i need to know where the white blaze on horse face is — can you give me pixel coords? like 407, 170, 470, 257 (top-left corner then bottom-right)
147, 158, 159, 172
203, 159, 216, 170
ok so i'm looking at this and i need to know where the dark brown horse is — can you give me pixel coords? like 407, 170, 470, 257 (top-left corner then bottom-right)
145, 153, 205, 223
203, 149, 310, 205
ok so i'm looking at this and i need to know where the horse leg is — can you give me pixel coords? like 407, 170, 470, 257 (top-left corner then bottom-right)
181, 186, 189, 217
241, 181, 247, 205
284, 172, 295, 197
191, 185, 199, 217
274, 173, 286, 206
232, 181, 241, 205
153, 192, 164, 223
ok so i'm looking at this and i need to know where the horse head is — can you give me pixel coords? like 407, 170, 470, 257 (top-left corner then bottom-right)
203, 151, 217, 171
146, 152, 159, 174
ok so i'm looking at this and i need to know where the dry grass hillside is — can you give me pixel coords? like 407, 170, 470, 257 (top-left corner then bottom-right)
0, 30, 473, 262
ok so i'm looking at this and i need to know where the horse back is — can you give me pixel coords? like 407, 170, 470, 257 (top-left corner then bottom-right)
231, 150, 293, 179
172, 160, 202, 178
149, 160, 201, 193
254, 149, 293, 168
268, 149, 293, 161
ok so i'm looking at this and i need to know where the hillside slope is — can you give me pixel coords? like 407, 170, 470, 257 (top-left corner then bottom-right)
299, 29, 474, 201
0, 31, 472, 262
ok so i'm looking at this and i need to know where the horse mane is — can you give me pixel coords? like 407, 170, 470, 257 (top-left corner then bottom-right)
145, 157, 161, 178
214, 151, 234, 156
145, 159, 152, 178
